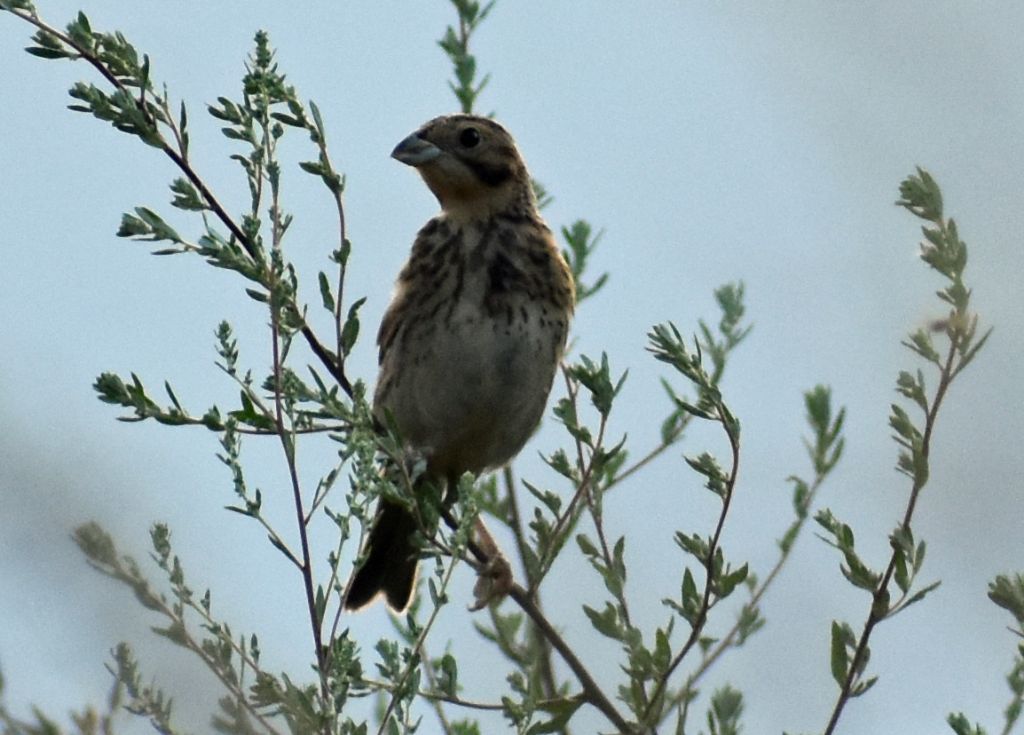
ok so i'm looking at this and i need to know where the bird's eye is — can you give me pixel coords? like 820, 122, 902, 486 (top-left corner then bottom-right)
459, 127, 481, 148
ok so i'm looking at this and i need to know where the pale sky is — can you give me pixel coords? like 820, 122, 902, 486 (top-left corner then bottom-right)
2, 3, 1023, 734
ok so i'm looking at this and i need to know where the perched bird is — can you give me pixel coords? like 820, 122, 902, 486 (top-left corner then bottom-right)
344, 114, 575, 612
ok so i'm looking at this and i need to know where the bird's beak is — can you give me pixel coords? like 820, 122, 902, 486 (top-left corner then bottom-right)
391, 132, 443, 167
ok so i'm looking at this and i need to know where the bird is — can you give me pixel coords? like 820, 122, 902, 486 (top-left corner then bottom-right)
343, 114, 575, 612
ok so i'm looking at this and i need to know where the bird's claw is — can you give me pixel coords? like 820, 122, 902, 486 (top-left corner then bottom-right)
469, 552, 513, 611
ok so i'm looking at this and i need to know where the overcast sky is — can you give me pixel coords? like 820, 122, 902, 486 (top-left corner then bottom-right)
2, 3, 1022, 734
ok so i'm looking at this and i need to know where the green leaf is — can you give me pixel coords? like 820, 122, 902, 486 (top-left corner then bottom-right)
270, 111, 305, 128
583, 603, 622, 640
707, 685, 744, 735
898, 580, 941, 613
717, 563, 748, 599
314, 584, 326, 627
778, 519, 800, 555
893, 545, 910, 594
178, 100, 189, 154
317, 271, 335, 312
895, 370, 928, 412
946, 713, 987, 735
576, 534, 599, 559
436, 653, 458, 697
542, 448, 578, 482
897, 167, 943, 222
26, 27, 72, 58
169, 177, 205, 211
684, 452, 726, 491
567, 353, 624, 417
888, 404, 921, 444
956, 326, 993, 375
851, 675, 878, 698
673, 397, 714, 421
842, 555, 881, 592
341, 297, 367, 356
668, 567, 701, 626
790, 476, 810, 518
266, 532, 292, 560
122, 206, 182, 242
989, 573, 1024, 626
309, 99, 326, 138
26, 44, 73, 59
674, 532, 708, 560
902, 328, 941, 365
526, 698, 584, 734
522, 480, 561, 515
830, 620, 853, 687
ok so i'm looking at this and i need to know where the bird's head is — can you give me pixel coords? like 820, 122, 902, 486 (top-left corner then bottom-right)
392, 114, 534, 217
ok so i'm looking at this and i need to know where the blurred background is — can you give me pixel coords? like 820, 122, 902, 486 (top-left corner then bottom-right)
1, 2, 1021, 733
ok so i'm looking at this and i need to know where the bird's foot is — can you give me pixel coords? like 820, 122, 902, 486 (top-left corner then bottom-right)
468, 517, 514, 610
469, 551, 513, 611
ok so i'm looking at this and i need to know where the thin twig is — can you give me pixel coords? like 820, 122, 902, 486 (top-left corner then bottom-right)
823, 335, 960, 734
667, 466, 832, 713
603, 418, 690, 496
440, 509, 633, 733
510, 584, 632, 733
532, 367, 606, 586
261, 106, 329, 708
604, 322, 741, 498
1000, 687, 1024, 735
361, 677, 516, 712
418, 645, 457, 734
564, 376, 644, 715
502, 465, 533, 589
502, 464, 560, 701
102, 552, 282, 735
377, 550, 463, 735
324, 155, 348, 363
642, 404, 742, 726
271, 323, 328, 702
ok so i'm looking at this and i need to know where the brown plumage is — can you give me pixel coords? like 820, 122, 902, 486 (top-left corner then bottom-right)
344, 114, 574, 612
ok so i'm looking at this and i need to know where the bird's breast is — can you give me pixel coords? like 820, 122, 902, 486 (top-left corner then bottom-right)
374, 224, 569, 477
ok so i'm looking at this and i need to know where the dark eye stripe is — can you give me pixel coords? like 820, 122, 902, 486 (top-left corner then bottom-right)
465, 160, 514, 187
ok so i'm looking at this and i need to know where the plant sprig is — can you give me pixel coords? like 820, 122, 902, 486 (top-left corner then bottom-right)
821, 168, 991, 734
4, 2, 357, 400
637, 319, 746, 728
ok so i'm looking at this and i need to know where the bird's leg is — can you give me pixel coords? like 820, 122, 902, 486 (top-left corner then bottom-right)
441, 476, 514, 610
468, 516, 513, 611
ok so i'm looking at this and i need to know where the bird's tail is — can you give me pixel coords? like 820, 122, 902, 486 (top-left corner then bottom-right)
344, 500, 420, 612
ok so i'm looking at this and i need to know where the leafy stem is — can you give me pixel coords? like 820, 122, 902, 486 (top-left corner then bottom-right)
823, 334, 958, 734
822, 168, 991, 734
377, 553, 463, 735
642, 390, 742, 726
668, 386, 845, 713
271, 304, 329, 704
72, 522, 282, 734
4, 4, 355, 399
438, 0, 494, 113
509, 584, 632, 733
439, 508, 632, 732
532, 364, 614, 586
604, 283, 751, 498
500, 464, 561, 701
